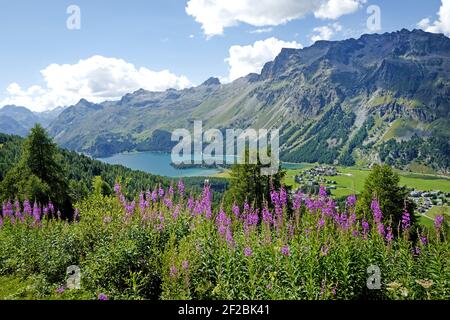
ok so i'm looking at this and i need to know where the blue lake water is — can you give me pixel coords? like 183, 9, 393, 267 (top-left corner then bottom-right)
98, 151, 304, 177
98, 152, 224, 177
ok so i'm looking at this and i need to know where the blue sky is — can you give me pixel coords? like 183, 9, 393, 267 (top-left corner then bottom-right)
0, 0, 447, 111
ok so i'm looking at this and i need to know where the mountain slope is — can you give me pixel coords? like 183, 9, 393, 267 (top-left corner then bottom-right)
48, 29, 450, 172
0, 105, 65, 136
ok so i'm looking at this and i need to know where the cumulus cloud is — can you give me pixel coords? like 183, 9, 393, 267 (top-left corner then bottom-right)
417, 0, 450, 37
225, 37, 302, 82
314, 0, 366, 20
310, 23, 342, 43
0, 55, 192, 112
186, 0, 364, 37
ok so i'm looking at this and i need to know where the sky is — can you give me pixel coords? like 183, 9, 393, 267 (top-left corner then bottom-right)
0, 0, 448, 112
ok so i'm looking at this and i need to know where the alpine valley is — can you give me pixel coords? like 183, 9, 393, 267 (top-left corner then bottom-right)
6, 29, 450, 173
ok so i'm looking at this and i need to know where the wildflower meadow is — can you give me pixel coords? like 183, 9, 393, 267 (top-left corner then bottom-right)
0, 182, 448, 300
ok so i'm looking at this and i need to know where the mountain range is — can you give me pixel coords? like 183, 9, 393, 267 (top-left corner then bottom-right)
2, 29, 449, 173
0, 105, 65, 136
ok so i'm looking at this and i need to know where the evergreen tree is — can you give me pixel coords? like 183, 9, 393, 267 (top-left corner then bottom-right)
0, 125, 73, 217
358, 164, 416, 234
224, 149, 286, 211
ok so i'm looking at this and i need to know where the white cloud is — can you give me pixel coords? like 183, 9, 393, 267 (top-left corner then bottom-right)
249, 27, 273, 34
417, 0, 450, 37
186, 0, 364, 37
225, 37, 302, 82
0, 55, 192, 112
314, 0, 366, 20
310, 23, 342, 42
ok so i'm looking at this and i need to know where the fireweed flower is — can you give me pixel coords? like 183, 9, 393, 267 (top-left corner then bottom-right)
293, 192, 303, 210
362, 220, 370, 238
270, 190, 280, 206
377, 223, 386, 236
346, 194, 356, 208
434, 215, 444, 230
318, 217, 325, 229
23, 200, 32, 216
114, 183, 121, 195
401, 209, 411, 231
281, 245, 290, 256
151, 190, 158, 202
98, 293, 109, 301
2, 201, 13, 217
182, 260, 189, 271
321, 245, 329, 256
164, 197, 173, 209
56, 286, 65, 294
319, 186, 328, 198
201, 184, 212, 219
244, 247, 253, 257
172, 205, 180, 220
225, 228, 235, 247
385, 226, 394, 242
32, 202, 41, 222
178, 180, 185, 197
371, 199, 383, 224
187, 196, 194, 210
170, 266, 178, 278
158, 186, 165, 198
413, 247, 421, 255
280, 187, 287, 207
168, 185, 174, 196
232, 204, 240, 219
420, 235, 428, 246
262, 207, 273, 225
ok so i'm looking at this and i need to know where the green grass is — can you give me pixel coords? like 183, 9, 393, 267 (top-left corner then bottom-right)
284, 166, 450, 198
0, 276, 36, 300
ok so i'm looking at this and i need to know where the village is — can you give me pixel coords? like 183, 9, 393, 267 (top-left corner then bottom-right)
293, 165, 450, 216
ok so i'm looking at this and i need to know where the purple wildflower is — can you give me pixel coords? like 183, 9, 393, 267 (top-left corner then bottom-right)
280, 187, 287, 207
170, 265, 178, 278
178, 180, 185, 197
346, 194, 357, 208
56, 286, 65, 294
371, 199, 383, 224
420, 235, 428, 246
319, 185, 328, 198
385, 226, 394, 242
377, 223, 386, 236
401, 209, 411, 231
293, 192, 303, 210
434, 215, 444, 230
182, 260, 189, 271
23, 200, 32, 216
158, 186, 165, 198
262, 207, 273, 225
98, 293, 109, 301
281, 245, 290, 257
168, 185, 174, 196
244, 247, 253, 257
232, 204, 240, 219
114, 183, 121, 195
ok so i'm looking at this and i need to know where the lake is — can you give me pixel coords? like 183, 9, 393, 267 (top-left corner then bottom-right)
98, 151, 306, 177
98, 152, 224, 177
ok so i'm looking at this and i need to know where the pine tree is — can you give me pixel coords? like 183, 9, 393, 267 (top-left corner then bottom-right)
0, 125, 73, 217
358, 164, 416, 234
224, 149, 286, 211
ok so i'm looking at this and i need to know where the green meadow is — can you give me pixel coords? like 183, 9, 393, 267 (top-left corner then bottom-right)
284, 165, 450, 198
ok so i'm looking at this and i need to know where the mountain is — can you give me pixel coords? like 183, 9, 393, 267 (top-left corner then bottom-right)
0, 105, 66, 136
48, 29, 450, 173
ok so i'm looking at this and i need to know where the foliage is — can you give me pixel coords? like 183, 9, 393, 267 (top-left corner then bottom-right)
0, 180, 448, 300
358, 164, 417, 235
